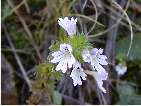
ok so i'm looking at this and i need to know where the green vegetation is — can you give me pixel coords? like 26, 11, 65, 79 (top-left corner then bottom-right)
1, 0, 141, 105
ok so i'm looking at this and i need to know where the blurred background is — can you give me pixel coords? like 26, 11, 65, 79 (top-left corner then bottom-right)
1, 0, 141, 105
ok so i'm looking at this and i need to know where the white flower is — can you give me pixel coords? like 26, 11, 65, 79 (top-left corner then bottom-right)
94, 71, 108, 93
58, 17, 77, 36
51, 43, 76, 73
70, 61, 87, 86
82, 48, 108, 73
115, 63, 127, 76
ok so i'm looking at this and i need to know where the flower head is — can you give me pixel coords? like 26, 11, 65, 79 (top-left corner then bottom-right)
94, 71, 108, 93
115, 63, 127, 76
70, 61, 87, 86
58, 17, 77, 36
82, 48, 108, 73
51, 43, 76, 73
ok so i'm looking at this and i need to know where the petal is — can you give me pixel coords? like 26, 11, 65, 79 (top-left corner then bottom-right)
68, 55, 76, 68
83, 49, 90, 55
74, 18, 77, 23
58, 18, 65, 26
51, 57, 62, 63
98, 83, 106, 93
72, 62, 78, 69
71, 17, 77, 23
98, 72, 108, 80
61, 60, 67, 73
98, 58, 108, 65
78, 80, 82, 85
98, 48, 103, 54
51, 51, 63, 57
64, 17, 69, 21
60, 43, 72, 52
60, 43, 66, 52
56, 59, 68, 73
73, 82, 77, 86
70, 71, 82, 86
58, 18, 69, 31
94, 72, 107, 93
97, 78, 106, 93
82, 54, 90, 62
82, 49, 91, 62
56, 60, 64, 71
91, 48, 99, 56
51, 54, 63, 63
70, 70, 75, 78
99, 55, 107, 59
80, 71, 87, 80
94, 63, 106, 74
72, 77, 82, 86
71, 17, 75, 22
66, 44, 72, 52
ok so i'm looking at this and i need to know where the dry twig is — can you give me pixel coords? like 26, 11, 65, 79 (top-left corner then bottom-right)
3, 24, 32, 90
7, 0, 42, 62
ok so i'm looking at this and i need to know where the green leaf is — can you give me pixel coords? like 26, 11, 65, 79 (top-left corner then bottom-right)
36, 63, 53, 79
116, 83, 141, 105
52, 90, 62, 105
117, 83, 135, 96
116, 33, 141, 60
69, 34, 93, 61
116, 95, 141, 105
36, 63, 61, 88
49, 34, 68, 52
2, 5, 13, 21
137, 0, 141, 3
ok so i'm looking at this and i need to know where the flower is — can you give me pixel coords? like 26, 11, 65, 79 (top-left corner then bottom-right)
51, 43, 76, 73
94, 71, 108, 93
115, 63, 127, 76
70, 61, 87, 86
58, 17, 77, 36
82, 48, 108, 73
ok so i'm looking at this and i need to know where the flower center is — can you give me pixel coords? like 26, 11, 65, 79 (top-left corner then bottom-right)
63, 51, 71, 59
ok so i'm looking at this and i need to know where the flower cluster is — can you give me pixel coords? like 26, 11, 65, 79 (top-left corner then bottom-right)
50, 17, 108, 93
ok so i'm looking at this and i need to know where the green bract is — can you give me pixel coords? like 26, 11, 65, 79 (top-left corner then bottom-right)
49, 33, 92, 61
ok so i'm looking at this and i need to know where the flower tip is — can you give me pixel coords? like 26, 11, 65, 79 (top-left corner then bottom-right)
62, 70, 66, 73
99, 48, 104, 54
58, 16, 77, 36
71, 17, 77, 23
103, 90, 106, 93
75, 18, 77, 22
58, 18, 61, 20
